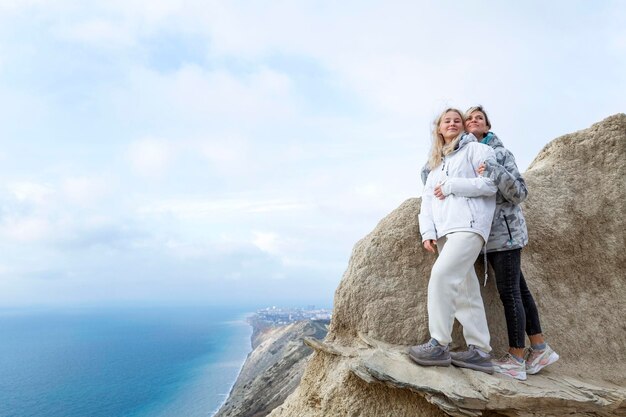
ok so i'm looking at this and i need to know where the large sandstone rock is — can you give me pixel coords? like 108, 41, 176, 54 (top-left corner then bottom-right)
268, 114, 626, 416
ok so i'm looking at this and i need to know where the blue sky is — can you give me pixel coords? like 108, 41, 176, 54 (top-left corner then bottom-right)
0, 1, 624, 308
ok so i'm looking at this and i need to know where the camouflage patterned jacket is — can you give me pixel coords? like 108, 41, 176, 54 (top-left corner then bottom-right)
420, 132, 529, 252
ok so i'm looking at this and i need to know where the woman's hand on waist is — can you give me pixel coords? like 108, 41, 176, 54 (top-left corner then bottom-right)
423, 240, 437, 253
434, 184, 446, 200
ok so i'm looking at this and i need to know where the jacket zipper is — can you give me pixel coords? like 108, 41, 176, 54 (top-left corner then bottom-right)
503, 214, 513, 242
465, 198, 475, 228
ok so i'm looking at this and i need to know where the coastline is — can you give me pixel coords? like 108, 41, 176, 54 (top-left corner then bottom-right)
212, 312, 329, 417
210, 312, 256, 417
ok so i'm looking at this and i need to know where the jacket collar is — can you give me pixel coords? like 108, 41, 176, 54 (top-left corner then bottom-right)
444, 133, 477, 159
481, 132, 504, 148
454, 133, 477, 152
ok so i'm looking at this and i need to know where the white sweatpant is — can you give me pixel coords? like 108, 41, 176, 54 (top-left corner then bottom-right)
427, 232, 491, 352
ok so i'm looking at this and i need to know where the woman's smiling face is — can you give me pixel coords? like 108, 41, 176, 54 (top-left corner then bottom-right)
438, 111, 464, 143
465, 110, 489, 139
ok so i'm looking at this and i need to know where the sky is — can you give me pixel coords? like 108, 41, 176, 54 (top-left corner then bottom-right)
0, 0, 624, 308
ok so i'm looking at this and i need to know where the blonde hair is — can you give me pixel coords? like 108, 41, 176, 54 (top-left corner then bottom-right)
427, 108, 465, 170
465, 105, 492, 129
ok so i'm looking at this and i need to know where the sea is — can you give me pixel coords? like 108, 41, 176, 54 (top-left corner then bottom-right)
0, 306, 254, 417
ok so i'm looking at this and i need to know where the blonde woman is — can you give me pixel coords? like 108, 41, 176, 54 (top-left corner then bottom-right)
409, 108, 497, 374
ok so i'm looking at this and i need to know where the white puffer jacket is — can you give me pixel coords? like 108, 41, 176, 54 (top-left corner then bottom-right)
419, 134, 498, 243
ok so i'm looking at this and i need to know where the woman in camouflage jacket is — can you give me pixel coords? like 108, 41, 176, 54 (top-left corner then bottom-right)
466, 106, 559, 380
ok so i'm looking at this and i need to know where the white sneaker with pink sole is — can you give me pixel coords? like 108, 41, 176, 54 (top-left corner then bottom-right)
526, 344, 559, 375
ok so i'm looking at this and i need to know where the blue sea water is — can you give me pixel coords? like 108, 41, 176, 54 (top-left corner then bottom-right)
0, 306, 253, 417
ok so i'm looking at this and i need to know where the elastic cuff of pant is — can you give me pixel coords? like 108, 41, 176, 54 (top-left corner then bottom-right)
431, 338, 448, 347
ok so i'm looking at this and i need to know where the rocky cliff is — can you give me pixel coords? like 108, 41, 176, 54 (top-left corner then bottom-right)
214, 320, 328, 417
267, 114, 626, 417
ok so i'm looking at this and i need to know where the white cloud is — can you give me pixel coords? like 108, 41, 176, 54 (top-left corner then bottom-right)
62, 176, 114, 207
1, 216, 52, 242
138, 198, 308, 219
252, 231, 280, 254
54, 18, 136, 48
111, 64, 297, 128
6, 181, 55, 205
0, 0, 48, 13
196, 135, 252, 175
353, 182, 382, 199
127, 137, 175, 177
101, 0, 186, 24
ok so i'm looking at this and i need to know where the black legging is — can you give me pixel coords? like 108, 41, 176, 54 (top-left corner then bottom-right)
488, 248, 542, 348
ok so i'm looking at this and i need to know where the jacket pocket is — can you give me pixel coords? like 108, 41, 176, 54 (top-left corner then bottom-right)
503, 214, 513, 242
464, 197, 476, 228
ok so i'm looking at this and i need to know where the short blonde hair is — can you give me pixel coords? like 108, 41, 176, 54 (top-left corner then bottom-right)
465, 105, 492, 129
427, 108, 465, 170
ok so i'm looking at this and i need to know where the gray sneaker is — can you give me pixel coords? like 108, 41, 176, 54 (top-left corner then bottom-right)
408, 339, 451, 367
450, 345, 494, 374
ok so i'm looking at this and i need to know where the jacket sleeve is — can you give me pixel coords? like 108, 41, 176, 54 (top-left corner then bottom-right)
441, 144, 497, 197
420, 162, 430, 186
483, 149, 528, 204
418, 173, 437, 242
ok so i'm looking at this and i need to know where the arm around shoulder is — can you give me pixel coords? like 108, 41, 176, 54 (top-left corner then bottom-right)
442, 144, 497, 197
420, 163, 430, 186
483, 149, 528, 204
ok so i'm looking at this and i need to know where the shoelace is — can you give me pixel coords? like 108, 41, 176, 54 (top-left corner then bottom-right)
420, 342, 435, 351
526, 348, 547, 363
524, 348, 533, 361
499, 353, 519, 364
